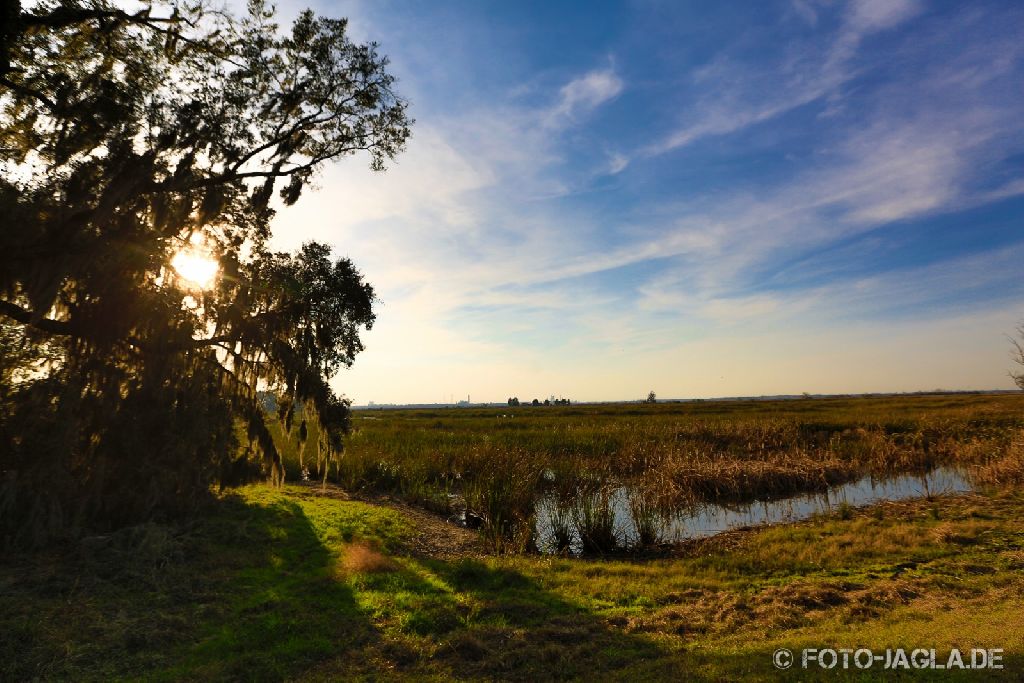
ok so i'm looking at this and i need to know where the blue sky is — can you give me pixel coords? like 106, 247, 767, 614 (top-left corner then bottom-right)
266, 0, 1024, 403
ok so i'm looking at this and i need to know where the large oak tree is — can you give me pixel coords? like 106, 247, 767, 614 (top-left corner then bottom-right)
0, 0, 411, 545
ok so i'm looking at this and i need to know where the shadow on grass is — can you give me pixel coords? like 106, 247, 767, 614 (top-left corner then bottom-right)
429, 558, 670, 680
294, 551, 694, 681
0, 494, 377, 681
164, 495, 379, 680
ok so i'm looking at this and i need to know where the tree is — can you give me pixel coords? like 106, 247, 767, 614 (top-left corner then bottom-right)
646, 391, 657, 404
0, 0, 411, 545
1011, 324, 1024, 390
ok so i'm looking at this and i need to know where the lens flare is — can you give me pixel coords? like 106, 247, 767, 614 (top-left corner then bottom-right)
171, 249, 219, 289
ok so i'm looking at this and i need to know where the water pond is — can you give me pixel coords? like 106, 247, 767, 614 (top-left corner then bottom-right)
534, 466, 974, 553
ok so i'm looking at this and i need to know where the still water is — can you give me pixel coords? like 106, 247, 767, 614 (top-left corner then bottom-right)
534, 466, 974, 553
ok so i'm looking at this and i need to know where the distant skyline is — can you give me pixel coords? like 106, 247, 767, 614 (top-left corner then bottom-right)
262, 0, 1024, 404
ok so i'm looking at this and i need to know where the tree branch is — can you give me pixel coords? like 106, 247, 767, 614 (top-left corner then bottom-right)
0, 75, 57, 109
0, 299, 76, 336
0, 298, 245, 352
20, 8, 178, 31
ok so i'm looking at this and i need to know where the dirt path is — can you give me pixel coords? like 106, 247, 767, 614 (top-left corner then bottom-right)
291, 482, 486, 560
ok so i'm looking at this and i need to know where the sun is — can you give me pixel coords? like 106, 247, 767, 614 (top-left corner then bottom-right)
171, 244, 219, 290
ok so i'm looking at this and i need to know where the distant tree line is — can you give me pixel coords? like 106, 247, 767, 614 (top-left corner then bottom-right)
507, 397, 571, 407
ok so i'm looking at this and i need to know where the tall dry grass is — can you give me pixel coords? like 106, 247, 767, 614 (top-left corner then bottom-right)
294, 395, 1024, 553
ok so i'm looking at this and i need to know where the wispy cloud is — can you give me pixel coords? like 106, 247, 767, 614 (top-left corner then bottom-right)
605, 151, 630, 175
845, 0, 922, 33
627, 115, 1022, 310
546, 68, 624, 123
641, 0, 923, 158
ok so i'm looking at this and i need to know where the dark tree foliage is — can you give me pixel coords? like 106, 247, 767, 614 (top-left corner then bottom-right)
0, 0, 410, 546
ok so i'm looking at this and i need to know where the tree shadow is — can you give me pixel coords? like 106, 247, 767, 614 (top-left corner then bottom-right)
0, 494, 378, 681
166, 495, 380, 680
304, 552, 690, 681
426, 558, 668, 680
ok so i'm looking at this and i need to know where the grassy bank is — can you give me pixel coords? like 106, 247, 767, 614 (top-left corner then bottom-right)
3, 481, 1022, 680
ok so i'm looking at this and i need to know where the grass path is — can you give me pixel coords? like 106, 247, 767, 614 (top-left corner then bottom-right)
2, 484, 1022, 680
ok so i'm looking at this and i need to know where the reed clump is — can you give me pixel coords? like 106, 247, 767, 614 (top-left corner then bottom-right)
538, 458, 581, 552
619, 448, 678, 547
572, 478, 619, 554
461, 447, 540, 553
967, 430, 1024, 487
626, 486, 665, 548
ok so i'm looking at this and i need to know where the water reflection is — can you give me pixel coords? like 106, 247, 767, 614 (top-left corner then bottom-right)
535, 466, 973, 553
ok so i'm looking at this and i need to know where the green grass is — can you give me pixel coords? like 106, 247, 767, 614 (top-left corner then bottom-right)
3, 482, 1022, 680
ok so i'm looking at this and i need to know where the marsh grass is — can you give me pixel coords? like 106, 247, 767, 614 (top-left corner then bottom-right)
312, 395, 1024, 553
539, 494, 575, 552
572, 481, 620, 554
627, 487, 668, 548
536, 457, 582, 552
967, 430, 1024, 487
462, 447, 540, 554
